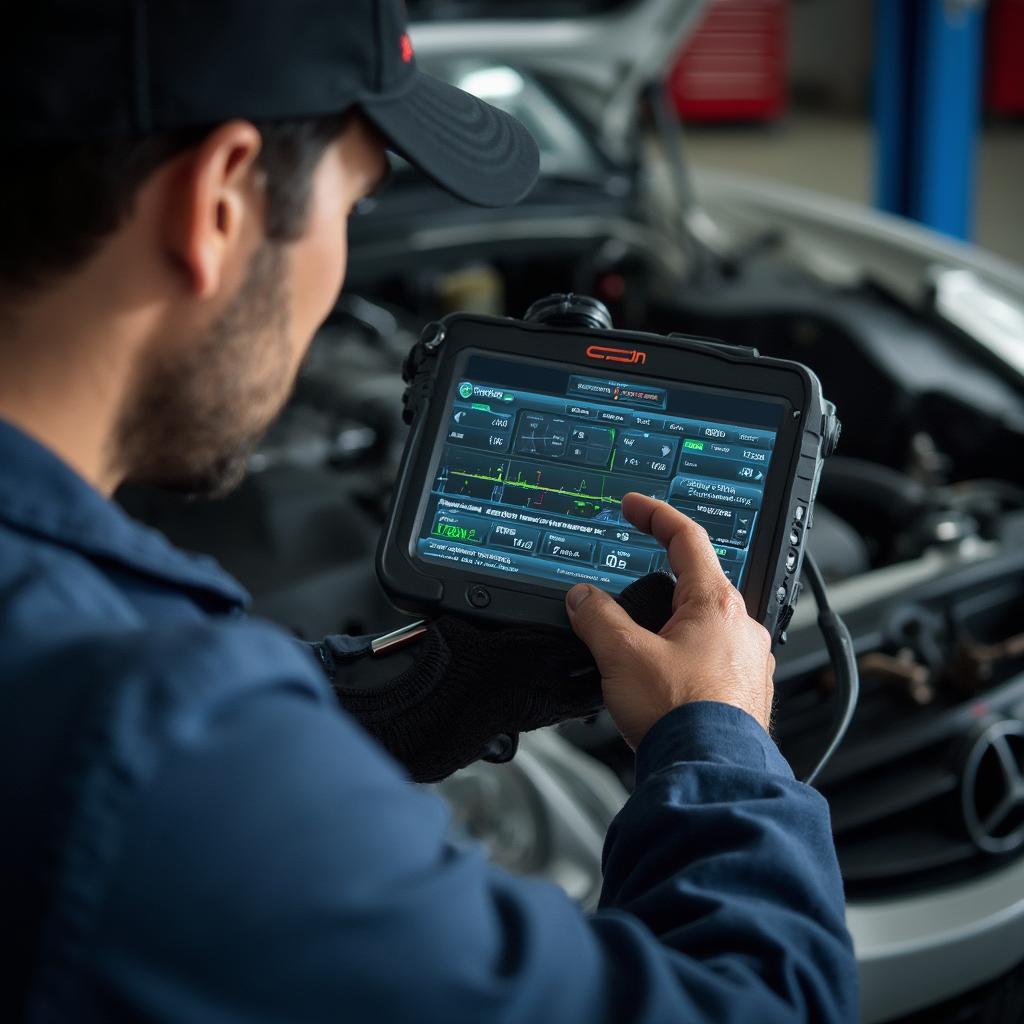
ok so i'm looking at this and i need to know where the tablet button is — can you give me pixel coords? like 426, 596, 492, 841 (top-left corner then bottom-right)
541, 533, 595, 563
467, 585, 491, 609
776, 603, 795, 638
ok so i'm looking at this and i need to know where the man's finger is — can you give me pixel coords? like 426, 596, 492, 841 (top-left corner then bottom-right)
621, 494, 727, 595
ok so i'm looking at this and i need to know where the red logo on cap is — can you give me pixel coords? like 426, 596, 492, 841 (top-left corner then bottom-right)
400, 33, 414, 63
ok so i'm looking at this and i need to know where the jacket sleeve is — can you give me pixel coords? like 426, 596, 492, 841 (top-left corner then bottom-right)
86, 666, 857, 1023
594, 701, 857, 1022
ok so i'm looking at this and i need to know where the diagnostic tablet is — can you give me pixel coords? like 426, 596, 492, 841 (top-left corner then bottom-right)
378, 298, 839, 640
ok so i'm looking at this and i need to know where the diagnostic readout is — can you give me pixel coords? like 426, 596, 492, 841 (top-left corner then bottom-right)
413, 354, 781, 594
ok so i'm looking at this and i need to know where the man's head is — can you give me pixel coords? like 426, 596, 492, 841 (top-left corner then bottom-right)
121, 115, 392, 497
2, 113, 388, 497
0, 1, 538, 496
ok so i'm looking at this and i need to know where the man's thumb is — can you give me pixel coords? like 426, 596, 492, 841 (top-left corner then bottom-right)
565, 584, 642, 673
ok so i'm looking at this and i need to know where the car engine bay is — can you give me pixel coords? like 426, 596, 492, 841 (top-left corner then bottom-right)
119, 217, 1024, 922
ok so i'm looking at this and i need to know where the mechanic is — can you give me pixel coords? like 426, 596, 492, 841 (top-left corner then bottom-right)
0, 2, 857, 1022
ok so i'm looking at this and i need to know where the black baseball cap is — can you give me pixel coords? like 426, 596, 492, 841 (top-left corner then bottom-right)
2, 0, 540, 208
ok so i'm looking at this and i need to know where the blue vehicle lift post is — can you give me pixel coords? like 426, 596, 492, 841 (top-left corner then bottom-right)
873, 0, 985, 241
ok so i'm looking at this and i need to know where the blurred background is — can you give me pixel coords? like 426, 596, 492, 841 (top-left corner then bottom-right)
674, 0, 1022, 260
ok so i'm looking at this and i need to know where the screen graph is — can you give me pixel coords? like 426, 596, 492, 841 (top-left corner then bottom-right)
435, 452, 665, 522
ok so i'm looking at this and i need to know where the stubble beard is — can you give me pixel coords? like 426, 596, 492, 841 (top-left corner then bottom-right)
115, 243, 293, 499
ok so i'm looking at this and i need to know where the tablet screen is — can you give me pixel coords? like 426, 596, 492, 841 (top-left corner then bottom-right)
411, 350, 786, 594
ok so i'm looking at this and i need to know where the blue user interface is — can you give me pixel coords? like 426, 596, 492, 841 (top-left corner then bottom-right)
414, 352, 784, 594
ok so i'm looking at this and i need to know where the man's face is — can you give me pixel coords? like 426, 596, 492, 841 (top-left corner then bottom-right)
120, 116, 389, 497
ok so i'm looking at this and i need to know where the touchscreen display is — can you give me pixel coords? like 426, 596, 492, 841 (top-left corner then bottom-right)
412, 351, 785, 594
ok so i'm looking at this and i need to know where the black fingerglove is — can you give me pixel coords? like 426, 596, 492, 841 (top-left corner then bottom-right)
312, 573, 675, 783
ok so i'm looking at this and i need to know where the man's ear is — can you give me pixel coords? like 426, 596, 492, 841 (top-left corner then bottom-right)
163, 120, 264, 298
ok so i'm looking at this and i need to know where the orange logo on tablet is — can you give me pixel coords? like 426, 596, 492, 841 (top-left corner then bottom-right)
585, 345, 647, 366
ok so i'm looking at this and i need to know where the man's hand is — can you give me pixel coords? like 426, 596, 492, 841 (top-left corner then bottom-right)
566, 493, 775, 748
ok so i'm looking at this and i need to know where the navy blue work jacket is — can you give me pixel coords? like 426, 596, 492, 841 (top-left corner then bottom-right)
0, 418, 857, 1022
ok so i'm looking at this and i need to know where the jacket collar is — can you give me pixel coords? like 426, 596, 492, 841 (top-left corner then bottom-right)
0, 419, 250, 611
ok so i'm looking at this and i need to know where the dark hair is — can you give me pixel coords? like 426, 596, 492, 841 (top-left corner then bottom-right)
0, 112, 350, 301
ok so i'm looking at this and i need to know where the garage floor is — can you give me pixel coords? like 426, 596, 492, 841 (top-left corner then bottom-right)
684, 113, 1024, 266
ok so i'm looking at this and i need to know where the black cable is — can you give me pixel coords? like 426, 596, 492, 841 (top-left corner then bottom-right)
801, 551, 859, 786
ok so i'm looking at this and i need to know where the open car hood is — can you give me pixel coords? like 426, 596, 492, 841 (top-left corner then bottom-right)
408, 0, 708, 161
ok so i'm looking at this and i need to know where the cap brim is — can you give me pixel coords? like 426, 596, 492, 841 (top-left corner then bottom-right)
359, 71, 540, 208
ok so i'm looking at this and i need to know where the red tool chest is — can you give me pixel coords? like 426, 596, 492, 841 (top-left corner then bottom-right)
985, 0, 1024, 115
667, 0, 788, 122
